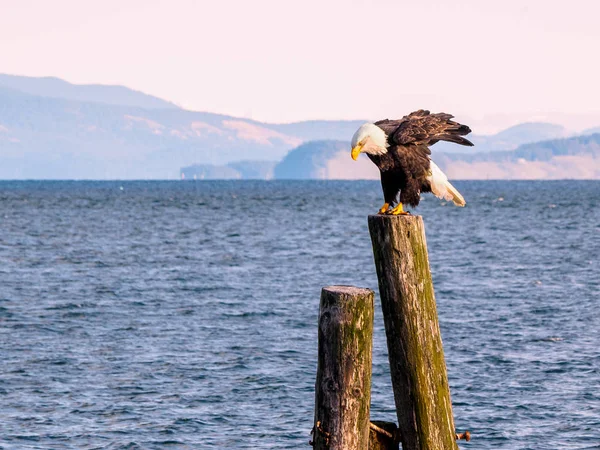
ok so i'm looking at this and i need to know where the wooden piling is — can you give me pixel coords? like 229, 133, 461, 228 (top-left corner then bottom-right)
368, 215, 458, 450
312, 286, 374, 450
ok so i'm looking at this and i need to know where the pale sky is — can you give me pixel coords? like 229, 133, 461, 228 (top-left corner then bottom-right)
1, 0, 599, 130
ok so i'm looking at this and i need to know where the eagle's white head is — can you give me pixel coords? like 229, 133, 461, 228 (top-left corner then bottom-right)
351, 123, 388, 160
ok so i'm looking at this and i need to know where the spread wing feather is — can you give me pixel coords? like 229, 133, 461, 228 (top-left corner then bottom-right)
375, 110, 473, 147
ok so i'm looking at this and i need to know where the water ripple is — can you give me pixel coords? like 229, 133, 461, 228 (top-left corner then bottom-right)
0, 180, 598, 449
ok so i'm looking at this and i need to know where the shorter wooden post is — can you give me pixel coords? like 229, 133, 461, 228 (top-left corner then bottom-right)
313, 286, 374, 450
368, 215, 458, 450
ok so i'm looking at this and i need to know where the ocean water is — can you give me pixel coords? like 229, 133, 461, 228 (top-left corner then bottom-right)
0, 180, 598, 450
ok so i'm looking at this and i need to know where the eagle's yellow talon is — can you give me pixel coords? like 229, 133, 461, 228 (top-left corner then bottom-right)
378, 203, 390, 214
388, 203, 409, 215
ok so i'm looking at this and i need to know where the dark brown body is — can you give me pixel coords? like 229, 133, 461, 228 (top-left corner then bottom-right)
368, 151, 432, 207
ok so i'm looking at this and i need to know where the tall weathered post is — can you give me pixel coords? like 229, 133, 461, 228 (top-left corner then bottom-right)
312, 286, 374, 450
368, 215, 458, 450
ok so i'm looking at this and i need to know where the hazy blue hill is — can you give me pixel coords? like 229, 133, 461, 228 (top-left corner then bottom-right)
227, 161, 276, 179
0, 88, 300, 178
436, 132, 600, 164
433, 121, 569, 154
274, 140, 348, 179
180, 164, 241, 180
491, 122, 567, 143
181, 161, 276, 180
430, 132, 600, 179
582, 126, 600, 135
0, 77, 373, 179
268, 133, 600, 180
0, 73, 179, 110
271, 120, 366, 141
513, 133, 600, 160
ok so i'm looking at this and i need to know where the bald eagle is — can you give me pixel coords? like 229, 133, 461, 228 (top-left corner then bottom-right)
350, 110, 472, 215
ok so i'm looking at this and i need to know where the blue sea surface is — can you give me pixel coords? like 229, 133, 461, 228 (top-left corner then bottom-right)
0, 180, 599, 449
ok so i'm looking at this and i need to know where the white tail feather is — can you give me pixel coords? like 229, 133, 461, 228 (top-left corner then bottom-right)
427, 160, 466, 207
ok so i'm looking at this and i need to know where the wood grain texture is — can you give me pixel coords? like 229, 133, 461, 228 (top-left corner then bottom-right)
313, 286, 374, 450
368, 215, 458, 450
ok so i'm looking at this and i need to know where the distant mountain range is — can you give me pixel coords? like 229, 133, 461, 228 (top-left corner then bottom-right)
181, 161, 276, 180
435, 132, 600, 179
262, 133, 600, 181
0, 74, 179, 110
583, 126, 600, 135
1, 73, 599, 179
433, 122, 570, 153
0, 74, 367, 178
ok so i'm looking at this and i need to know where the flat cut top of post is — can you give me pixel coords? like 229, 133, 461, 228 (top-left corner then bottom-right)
322, 286, 374, 296
367, 214, 422, 220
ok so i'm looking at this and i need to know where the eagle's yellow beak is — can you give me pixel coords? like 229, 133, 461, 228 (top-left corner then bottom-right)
351, 144, 363, 161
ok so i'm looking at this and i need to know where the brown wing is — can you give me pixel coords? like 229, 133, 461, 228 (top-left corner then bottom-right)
376, 110, 473, 147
